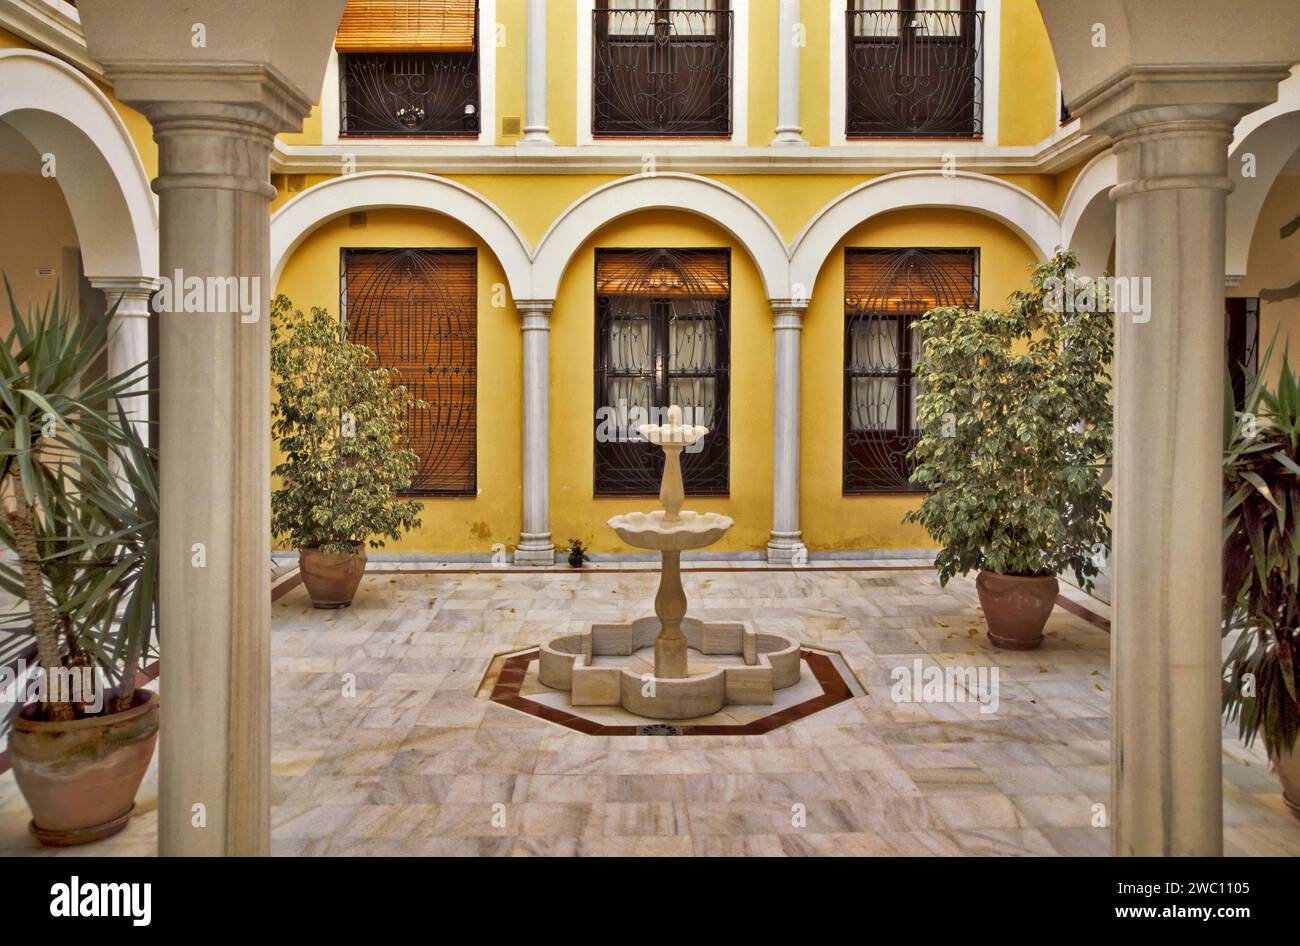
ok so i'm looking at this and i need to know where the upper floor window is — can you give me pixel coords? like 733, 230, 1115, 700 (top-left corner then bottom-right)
594, 249, 730, 496
342, 248, 478, 495
337, 0, 481, 137
592, 0, 733, 137
843, 248, 978, 494
846, 0, 983, 138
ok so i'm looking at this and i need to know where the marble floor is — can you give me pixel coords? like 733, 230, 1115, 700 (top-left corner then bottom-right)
1, 560, 1297, 857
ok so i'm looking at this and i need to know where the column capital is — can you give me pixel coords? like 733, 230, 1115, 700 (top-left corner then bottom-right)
88, 275, 158, 317
770, 299, 807, 331
517, 300, 554, 331
1075, 64, 1292, 143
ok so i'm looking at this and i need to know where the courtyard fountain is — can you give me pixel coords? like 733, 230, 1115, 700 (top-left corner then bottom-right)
538, 406, 803, 719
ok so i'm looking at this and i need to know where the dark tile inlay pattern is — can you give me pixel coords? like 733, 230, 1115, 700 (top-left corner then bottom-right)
489, 649, 854, 736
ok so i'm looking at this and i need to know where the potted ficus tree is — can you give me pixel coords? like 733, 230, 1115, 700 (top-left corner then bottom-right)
271, 295, 423, 608
906, 251, 1113, 649
1222, 341, 1300, 817
1, 282, 159, 846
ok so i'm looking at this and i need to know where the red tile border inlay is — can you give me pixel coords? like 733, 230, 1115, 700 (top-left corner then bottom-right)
487, 648, 854, 736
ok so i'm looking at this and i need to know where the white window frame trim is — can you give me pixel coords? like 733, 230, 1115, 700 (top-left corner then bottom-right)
320, 0, 497, 147
576, 0, 749, 147
830, 0, 998, 146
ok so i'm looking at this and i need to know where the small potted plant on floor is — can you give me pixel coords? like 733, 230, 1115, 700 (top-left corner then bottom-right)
905, 251, 1113, 649
271, 295, 423, 608
566, 538, 589, 568
1222, 342, 1300, 816
1, 282, 159, 845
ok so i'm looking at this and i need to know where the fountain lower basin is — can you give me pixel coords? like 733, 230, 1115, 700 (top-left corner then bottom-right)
539, 617, 802, 720
607, 510, 734, 552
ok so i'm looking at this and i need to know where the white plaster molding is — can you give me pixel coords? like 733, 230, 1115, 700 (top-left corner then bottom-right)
1059, 149, 1118, 273
0, 0, 100, 79
531, 172, 790, 300
0, 48, 157, 280
575, 0, 749, 148
789, 170, 1060, 294
269, 170, 534, 298
979, 0, 999, 147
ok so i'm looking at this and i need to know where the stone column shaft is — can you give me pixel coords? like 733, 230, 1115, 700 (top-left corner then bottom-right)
520, 0, 555, 146
768, 302, 805, 563
146, 100, 286, 857
1108, 112, 1236, 857
88, 275, 155, 447
516, 301, 555, 564
772, 0, 807, 146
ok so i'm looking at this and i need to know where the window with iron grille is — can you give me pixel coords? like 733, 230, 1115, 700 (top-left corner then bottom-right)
337, 0, 481, 136
594, 249, 730, 496
846, 0, 983, 137
593, 0, 733, 137
341, 248, 477, 495
844, 248, 979, 494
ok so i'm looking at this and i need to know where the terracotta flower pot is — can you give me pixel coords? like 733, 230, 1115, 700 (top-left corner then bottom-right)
299, 545, 366, 609
976, 570, 1059, 650
10, 689, 159, 846
1274, 747, 1300, 820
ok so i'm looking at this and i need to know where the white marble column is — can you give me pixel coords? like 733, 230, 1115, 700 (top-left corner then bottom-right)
87, 274, 155, 446
520, 0, 555, 147
772, 0, 807, 146
515, 301, 555, 564
1088, 73, 1289, 856
767, 301, 806, 562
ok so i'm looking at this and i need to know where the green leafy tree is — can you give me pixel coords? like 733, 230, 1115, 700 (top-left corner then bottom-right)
270, 295, 422, 555
1222, 339, 1300, 758
905, 251, 1113, 589
0, 280, 156, 723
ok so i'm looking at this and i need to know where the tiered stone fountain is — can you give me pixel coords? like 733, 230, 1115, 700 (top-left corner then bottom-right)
538, 406, 802, 719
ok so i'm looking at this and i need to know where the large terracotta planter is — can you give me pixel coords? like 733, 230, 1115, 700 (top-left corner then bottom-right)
1275, 747, 1300, 819
10, 689, 159, 846
976, 570, 1059, 650
299, 545, 366, 608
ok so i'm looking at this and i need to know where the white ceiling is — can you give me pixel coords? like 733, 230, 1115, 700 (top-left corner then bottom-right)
0, 121, 44, 176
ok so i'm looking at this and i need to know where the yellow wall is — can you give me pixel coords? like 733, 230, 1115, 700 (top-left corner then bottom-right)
549, 210, 773, 552
998, 0, 1059, 146
800, 207, 1041, 551
273, 208, 522, 554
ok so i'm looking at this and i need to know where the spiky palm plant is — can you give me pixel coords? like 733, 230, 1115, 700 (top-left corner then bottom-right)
1223, 339, 1300, 759
0, 279, 154, 722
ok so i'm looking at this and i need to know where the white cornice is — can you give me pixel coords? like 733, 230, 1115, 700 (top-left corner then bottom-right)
271, 124, 1105, 177
0, 0, 99, 80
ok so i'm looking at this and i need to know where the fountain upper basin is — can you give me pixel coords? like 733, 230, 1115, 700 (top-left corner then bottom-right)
607, 510, 734, 551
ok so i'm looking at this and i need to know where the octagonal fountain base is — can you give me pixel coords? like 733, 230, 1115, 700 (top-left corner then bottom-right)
538, 617, 802, 720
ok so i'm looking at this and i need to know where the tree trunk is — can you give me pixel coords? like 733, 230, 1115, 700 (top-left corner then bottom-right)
7, 468, 73, 721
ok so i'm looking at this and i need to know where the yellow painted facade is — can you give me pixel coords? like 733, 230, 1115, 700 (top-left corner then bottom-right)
9, 4, 1300, 559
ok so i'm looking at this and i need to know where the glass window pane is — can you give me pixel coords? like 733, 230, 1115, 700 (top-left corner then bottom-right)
914, 0, 962, 36
852, 0, 898, 38
607, 0, 655, 36
849, 317, 899, 370
668, 314, 716, 372
670, 377, 716, 429
670, 0, 718, 36
850, 377, 898, 432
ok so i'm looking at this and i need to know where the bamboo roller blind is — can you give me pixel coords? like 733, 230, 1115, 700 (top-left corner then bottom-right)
595, 250, 730, 298
336, 0, 477, 53
844, 249, 978, 311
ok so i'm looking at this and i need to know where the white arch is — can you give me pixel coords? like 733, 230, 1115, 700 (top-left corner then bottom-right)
789, 171, 1060, 294
0, 49, 156, 280
271, 171, 534, 299
1226, 67, 1300, 280
1060, 151, 1118, 276
531, 173, 791, 301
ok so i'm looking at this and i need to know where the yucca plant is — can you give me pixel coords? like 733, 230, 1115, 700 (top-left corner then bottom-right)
1222, 338, 1300, 759
0, 279, 155, 723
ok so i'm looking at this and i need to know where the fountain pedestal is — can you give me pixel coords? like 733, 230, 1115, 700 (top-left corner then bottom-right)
537, 406, 804, 720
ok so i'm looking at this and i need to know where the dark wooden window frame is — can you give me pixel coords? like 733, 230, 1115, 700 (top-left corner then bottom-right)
338, 1, 482, 138
592, 0, 734, 138
340, 247, 478, 497
843, 247, 980, 495
593, 247, 731, 497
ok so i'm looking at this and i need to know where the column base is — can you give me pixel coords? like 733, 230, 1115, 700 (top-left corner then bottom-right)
771, 131, 809, 147
518, 131, 556, 148
514, 541, 556, 565
767, 533, 805, 565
